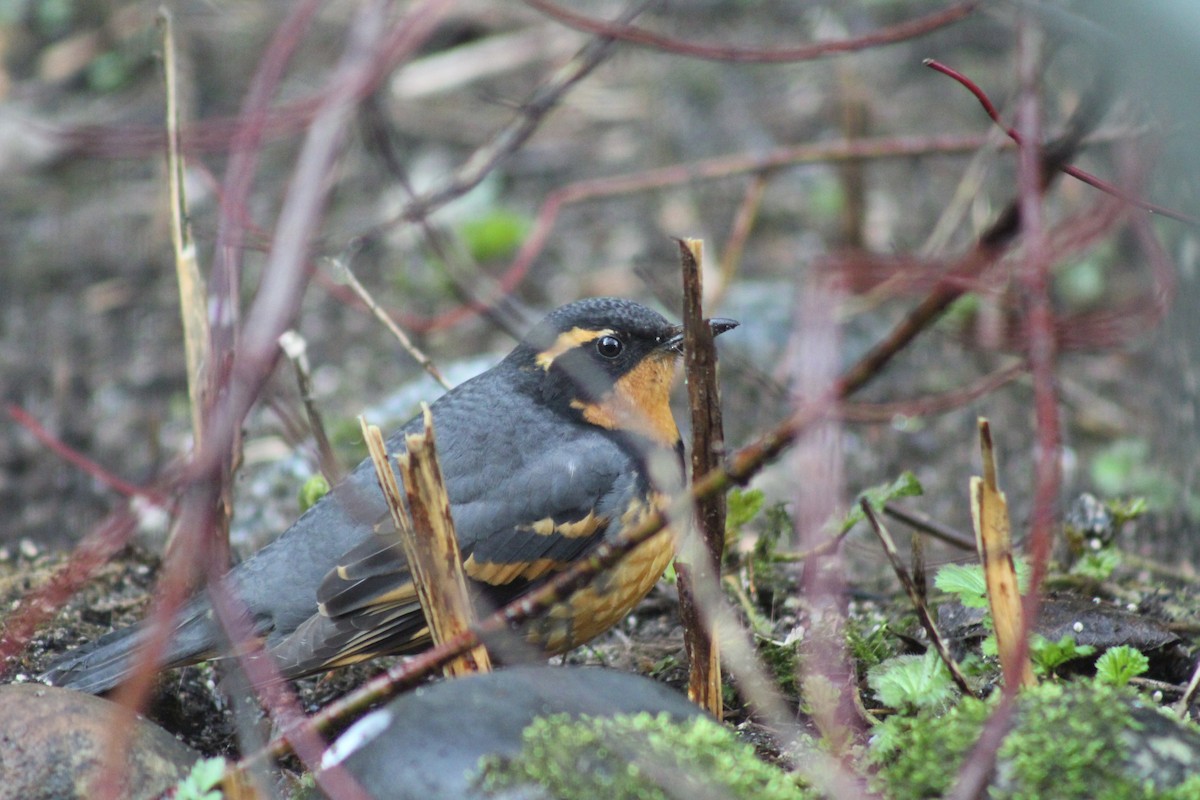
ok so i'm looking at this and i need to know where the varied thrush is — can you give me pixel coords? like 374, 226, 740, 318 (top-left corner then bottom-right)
42, 297, 737, 692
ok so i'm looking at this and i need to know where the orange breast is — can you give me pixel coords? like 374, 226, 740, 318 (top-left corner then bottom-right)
523, 524, 678, 654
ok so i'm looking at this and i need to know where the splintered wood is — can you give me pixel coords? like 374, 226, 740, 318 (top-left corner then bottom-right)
362, 408, 491, 677
971, 418, 1034, 689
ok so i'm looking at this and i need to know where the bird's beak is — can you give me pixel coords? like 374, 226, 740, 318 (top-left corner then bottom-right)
659, 317, 739, 354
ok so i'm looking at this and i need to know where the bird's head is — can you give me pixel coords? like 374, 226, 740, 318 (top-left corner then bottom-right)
512, 297, 737, 448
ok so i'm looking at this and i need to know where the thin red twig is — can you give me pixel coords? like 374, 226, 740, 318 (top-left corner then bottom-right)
925, 58, 1199, 226
526, 0, 979, 62
5, 404, 168, 507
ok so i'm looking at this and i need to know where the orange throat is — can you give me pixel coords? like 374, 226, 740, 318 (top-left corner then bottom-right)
573, 353, 680, 448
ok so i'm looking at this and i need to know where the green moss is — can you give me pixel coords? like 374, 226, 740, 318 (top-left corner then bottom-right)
869, 682, 1199, 800
477, 712, 821, 800
757, 637, 801, 699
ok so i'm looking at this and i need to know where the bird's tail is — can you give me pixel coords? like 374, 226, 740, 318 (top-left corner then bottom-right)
39, 601, 218, 694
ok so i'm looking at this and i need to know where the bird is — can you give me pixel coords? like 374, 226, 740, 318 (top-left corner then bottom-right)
42, 297, 738, 693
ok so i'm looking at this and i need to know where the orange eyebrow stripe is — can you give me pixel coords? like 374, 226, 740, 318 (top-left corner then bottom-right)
534, 327, 611, 370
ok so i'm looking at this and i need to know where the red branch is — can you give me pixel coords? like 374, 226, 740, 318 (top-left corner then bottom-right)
925, 58, 1199, 226
5, 404, 167, 507
526, 0, 979, 62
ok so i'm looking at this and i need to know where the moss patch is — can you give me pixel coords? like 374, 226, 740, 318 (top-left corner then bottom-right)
477, 711, 821, 800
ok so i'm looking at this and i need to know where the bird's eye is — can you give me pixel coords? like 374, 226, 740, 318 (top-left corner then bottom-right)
596, 335, 623, 359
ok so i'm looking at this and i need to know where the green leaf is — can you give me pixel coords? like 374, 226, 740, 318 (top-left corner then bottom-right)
839, 472, 923, 534
458, 209, 531, 262
933, 563, 989, 608
1094, 645, 1149, 687
933, 557, 1031, 608
1107, 496, 1148, 526
298, 474, 331, 512
1030, 634, 1095, 675
867, 651, 959, 711
726, 488, 765, 534
1069, 547, 1120, 581
175, 757, 226, 800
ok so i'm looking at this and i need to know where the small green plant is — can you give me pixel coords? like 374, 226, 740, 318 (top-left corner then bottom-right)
1108, 496, 1149, 526
298, 474, 331, 512
174, 757, 225, 800
1027, 634, 1096, 676
870, 682, 1200, 800
838, 472, 923, 535
933, 558, 1031, 609
726, 487, 766, 546
867, 650, 959, 711
846, 611, 898, 675
1069, 546, 1121, 580
1095, 645, 1150, 687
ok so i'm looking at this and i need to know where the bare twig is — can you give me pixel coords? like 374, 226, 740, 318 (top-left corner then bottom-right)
838, 361, 1026, 424
861, 501, 972, 695
280, 330, 344, 484
4, 404, 167, 506
1173, 657, 1200, 718
883, 502, 976, 551
716, 174, 768, 302
333, 257, 452, 390
675, 238, 726, 719
395, 1, 650, 225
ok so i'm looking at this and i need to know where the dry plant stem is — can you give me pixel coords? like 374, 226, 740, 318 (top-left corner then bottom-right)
883, 502, 975, 551
1172, 660, 1200, 717
335, 259, 452, 390
526, 0, 979, 62
160, 8, 209, 444
717, 174, 768, 300
675, 238, 725, 719
971, 420, 1034, 689
280, 330, 344, 483
838, 361, 1025, 424
861, 502, 971, 695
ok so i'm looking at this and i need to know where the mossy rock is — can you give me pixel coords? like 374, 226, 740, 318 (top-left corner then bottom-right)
869, 682, 1200, 800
